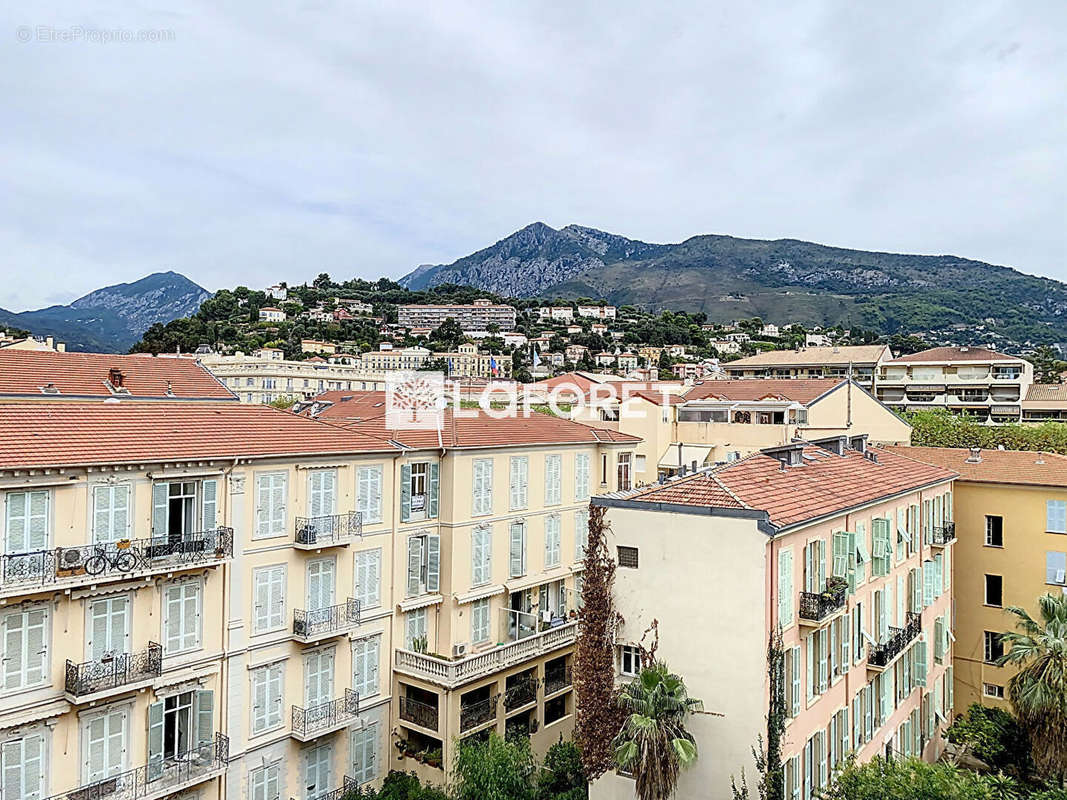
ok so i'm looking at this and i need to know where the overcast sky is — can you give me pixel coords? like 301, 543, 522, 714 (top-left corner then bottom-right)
1, 1, 1064, 310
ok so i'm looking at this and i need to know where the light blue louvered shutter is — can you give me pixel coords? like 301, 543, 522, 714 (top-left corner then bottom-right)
427, 463, 440, 519
426, 534, 440, 592
152, 483, 168, 538
406, 536, 422, 596
201, 479, 217, 530
509, 522, 525, 578
778, 549, 793, 627
196, 690, 214, 747
400, 464, 412, 522
147, 700, 164, 778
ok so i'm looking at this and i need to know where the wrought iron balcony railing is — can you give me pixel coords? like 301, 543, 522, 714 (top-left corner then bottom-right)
931, 522, 956, 546
544, 665, 573, 696
293, 599, 360, 640
290, 777, 356, 800
65, 643, 163, 698
868, 612, 922, 669
295, 513, 362, 547
399, 696, 439, 731
460, 695, 498, 732
504, 676, 539, 711
28, 733, 228, 800
0, 528, 234, 593
798, 578, 848, 624
291, 690, 359, 739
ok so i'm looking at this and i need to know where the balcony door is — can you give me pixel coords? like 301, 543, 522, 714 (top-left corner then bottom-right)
306, 558, 335, 613
86, 595, 130, 661
304, 742, 333, 800
304, 649, 335, 708
308, 470, 337, 519
82, 706, 128, 784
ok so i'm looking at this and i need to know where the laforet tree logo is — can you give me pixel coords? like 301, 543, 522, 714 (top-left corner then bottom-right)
386, 370, 445, 430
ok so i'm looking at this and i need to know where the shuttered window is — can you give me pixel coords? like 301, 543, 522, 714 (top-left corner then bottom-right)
251, 663, 283, 734
405, 534, 440, 596
253, 565, 286, 633
471, 526, 491, 587
471, 598, 491, 644
509, 522, 527, 578
92, 485, 130, 544
356, 466, 383, 524
405, 608, 428, 650
308, 470, 337, 518
509, 457, 528, 511
354, 549, 381, 609
574, 453, 590, 501
250, 763, 281, 800
306, 558, 336, 612
351, 723, 378, 785
87, 595, 129, 662
304, 649, 335, 707
871, 519, 891, 577
472, 459, 493, 516
574, 510, 589, 561
304, 743, 333, 800
163, 581, 201, 654
544, 515, 561, 569
2, 605, 49, 690
352, 636, 380, 698
2, 733, 46, 800
544, 455, 562, 506
778, 548, 794, 628
5, 490, 49, 554
256, 473, 287, 539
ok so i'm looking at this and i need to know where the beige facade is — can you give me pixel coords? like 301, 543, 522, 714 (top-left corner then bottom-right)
397, 301, 517, 332
200, 353, 385, 404
724, 345, 892, 387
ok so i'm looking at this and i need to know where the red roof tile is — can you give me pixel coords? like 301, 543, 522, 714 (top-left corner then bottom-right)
0, 351, 235, 400
0, 401, 396, 469
683, 378, 844, 405
887, 346, 1021, 364
884, 445, 1067, 489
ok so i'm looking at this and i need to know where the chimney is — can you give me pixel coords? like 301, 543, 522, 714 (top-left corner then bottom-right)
57, 343, 66, 352
108, 367, 124, 387
46, 336, 54, 349
966, 447, 982, 463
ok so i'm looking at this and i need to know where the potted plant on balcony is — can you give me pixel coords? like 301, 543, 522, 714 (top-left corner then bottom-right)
426, 747, 443, 768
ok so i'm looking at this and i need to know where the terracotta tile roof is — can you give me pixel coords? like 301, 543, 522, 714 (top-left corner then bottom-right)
625, 444, 956, 529
0, 401, 396, 469
725, 345, 891, 368
887, 346, 1021, 364
0, 351, 235, 400
683, 378, 843, 404
884, 445, 1067, 489
301, 390, 640, 450
1024, 384, 1067, 409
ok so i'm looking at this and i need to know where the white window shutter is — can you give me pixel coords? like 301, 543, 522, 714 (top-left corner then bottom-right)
406, 537, 423, 596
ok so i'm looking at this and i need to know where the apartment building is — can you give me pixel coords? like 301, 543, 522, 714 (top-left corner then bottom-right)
724, 345, 893, 388
301, 341, 338, 356
1023, 383, 1067, 422
397, 301, 517, 332
439, 344, 513, 380
259, 308, 287, 323
876, 347, 1033, 422
576, 306, 616, 320
591, 438, 957, 800
538, 307, 574, 322
199, 352, 384, 405
302, 392, 640, 783
0, 401, 401, 800
885, 446, 1067, 711
572, 379, 911, 483
359, 346, 431, 373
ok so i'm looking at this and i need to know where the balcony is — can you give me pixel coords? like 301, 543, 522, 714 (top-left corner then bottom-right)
460, 695, 498, 732
33, 733, 228, 800
395, 621, 578, 689
0, 528, 234, 599
293, 599, 361, 643
867, 612, 922, 673
289, 777, 355, 800
399, 696, 439, 732
65, 643, 163, 702
798, 578, 848, 628
294, 512, 362, 549
931, 522, 956, 547
291, 690, 360, 741
544, 665, 573, 696
504, 676, 539, 712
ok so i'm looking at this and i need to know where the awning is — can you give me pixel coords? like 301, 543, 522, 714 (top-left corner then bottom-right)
659, 443, 714, 470
908, 385, 945, 392
990, 406, 1021, 415
398, 593, 443, 612
0, 698, 70, 731
506, 567, 571, 594
456, 584, 505, 605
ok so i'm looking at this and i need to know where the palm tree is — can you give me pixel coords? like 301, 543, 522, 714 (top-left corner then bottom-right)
613, 661, 703, 800
996, 592, 1067, 784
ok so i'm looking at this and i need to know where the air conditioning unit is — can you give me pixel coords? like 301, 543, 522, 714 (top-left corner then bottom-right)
452, 643, 468, 658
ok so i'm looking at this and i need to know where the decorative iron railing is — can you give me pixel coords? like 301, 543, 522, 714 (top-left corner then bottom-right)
0, 528, 233, 590
504, 676, 539, 711
460, 694, 498, 732
868, 612, 922, 668
65, 643, 163, 697
399, 696, 439, 731
544, 665, 573, 696
290, 776, 357, 800
294, 513, 362, 546
798, 578, 848, 623
292, 690, 359, 738
293, 599, 360, 639
931, 523, 956, 545
30, 733, 228, 800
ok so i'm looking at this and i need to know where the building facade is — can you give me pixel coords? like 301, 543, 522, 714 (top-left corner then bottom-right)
724, 345, 893, 388
397, 301, 517, 332
199, 352, 384, 405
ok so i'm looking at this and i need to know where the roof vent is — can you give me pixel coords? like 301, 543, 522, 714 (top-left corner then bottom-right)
966, 447, 982, 463
863, 450, 879, 463
763, 442, 806, 468
1036, 453, 1046, 465
849, 434, 868, 453
811, 435, 848, 456
40, 382, 60, 395
165, 381, 175, 397
960, 346, 969, 352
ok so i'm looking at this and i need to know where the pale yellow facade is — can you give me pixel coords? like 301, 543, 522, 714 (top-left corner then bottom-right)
200, 353, 386, 405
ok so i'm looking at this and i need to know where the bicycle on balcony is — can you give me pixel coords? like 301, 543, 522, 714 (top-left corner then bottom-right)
84, 540, 140, 575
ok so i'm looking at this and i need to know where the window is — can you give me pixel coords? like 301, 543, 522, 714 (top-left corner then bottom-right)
405, 608, 428, 650
471, 598, 491, 644
544, 455, 562, 506
148, 690, 213, 767
984, 631, 1005, 664
804, 539, 826, 593
253, 566, 286, 634
601, 453, 608, 485
308, 470, 337, 517
509, 522, 527, 578
472, 459, 493, 516
985, 516, 1003, 547
619, 645, 641, 677
2, 732, 47, 800
871, 519, 891, 577
617, 546, 639, 569
152, 479, 218, 540
87, 595, 129, 661
471, 526, 492, 586
778, 548, 794, 627
509, 457, 529, 510
307, 557, 336, 612
574, 453, 590, 501
303, 743, 333, 800
544, 515, 561, 568
983, 683, 1005, 699
92, 484, 130, 544
401, 462, 438, 522
985, 574, 1003, 607
352, 636, 380, 698
255, 473, 287, 539
304, 648, 335, 707
355, 549, 382, 609
1048, 500, 1067, 533
574, 510, 589, 561
81, 705, 128, 784
251, 663, 283, 734
163, 580, 201, 654
351, 723, 378, 785
406, 533, 440, 596
356, 466, 383, 524
249, 763, 282, 800
617, 453, 632, 491
1047, 551, 1067, 586
4, 490, 50, 554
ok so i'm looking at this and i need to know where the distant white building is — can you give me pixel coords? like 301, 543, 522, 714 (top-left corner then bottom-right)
760, 324, 780, 337
259, 307, 286, 322
710, 339, 742, 354
538, 306, 574, 321
265, 284, 287, 300
805, 333, 832, 347
503, 332, 529, 347
577, 305, 617, 320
